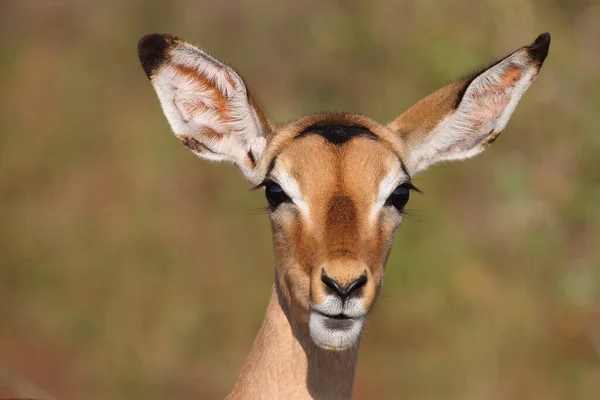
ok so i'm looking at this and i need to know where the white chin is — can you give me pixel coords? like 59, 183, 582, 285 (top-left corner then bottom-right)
309, 311, 364, 351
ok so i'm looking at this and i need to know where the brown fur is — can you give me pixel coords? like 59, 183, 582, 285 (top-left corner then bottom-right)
228, 291, 357, 399
388, 79, 466, 147
228, 113, 412, 398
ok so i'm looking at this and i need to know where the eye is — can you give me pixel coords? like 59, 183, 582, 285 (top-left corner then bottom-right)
265, 182, 290, 208
386, 183, 412, 212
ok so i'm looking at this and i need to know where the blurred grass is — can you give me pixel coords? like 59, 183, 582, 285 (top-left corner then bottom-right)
0, 0, 599, 399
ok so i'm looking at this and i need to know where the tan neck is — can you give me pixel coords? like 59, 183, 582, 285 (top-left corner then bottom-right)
227, 283, 358, 399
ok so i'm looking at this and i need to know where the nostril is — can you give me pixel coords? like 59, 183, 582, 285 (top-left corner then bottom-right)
345, 274, 368, 298
321, 271, 368, 300
321, 273, 344, 297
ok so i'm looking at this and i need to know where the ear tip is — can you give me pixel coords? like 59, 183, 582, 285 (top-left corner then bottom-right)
138, 33, 181, 79
527, 32, 551, 65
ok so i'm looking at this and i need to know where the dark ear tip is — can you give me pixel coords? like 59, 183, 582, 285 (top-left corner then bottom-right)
527, 32, 551, 65
137, 33, 180, 79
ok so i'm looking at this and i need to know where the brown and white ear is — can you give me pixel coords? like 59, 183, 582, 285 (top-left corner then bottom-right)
137, 34, 271, 183
389, 33, 551, 175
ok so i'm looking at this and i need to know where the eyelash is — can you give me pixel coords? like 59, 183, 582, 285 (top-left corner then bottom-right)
251, 179, 274, 191
398, 182, 422, 194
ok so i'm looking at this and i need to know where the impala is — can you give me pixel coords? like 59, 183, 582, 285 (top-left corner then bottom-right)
137, 32, 550, 399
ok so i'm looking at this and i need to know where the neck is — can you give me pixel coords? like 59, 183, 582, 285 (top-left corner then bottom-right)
227, 284, 359, 399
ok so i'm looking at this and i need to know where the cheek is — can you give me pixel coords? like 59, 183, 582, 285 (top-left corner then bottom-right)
271, 211, 316, 311
367, 213, 403, 280
275, 210, 316, 272
272, 210, 309, 263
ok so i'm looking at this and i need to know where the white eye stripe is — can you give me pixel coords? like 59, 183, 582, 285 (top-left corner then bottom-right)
274, 171, 310, 221
369, 170, 406, 223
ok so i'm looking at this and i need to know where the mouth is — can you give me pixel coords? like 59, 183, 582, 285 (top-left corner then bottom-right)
309, 310, 365, 351
323, 312, 351, 320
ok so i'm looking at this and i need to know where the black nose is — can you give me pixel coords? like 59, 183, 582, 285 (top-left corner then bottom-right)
321, 272, 368, 300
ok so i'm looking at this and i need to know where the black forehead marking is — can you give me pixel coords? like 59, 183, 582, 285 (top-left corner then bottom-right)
297, 122, 377, 145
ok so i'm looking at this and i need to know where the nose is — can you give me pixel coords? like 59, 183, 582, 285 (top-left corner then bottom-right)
321, 271, 368, 300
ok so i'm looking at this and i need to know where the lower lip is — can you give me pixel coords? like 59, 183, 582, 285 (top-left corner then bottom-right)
309, 311, 365, 351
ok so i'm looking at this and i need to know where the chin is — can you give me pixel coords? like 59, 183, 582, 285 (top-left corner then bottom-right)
309, 311, 365, 351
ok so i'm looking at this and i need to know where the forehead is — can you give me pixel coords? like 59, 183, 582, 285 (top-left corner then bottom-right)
264, 114, 407, 197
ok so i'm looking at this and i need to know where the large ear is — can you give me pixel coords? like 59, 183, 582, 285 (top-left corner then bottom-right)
137, 34, 272, 183
389, 33, 551, 175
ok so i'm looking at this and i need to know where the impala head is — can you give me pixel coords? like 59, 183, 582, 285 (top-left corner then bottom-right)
138, 33, 550, 351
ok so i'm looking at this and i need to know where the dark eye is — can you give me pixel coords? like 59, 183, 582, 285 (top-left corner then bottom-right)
265, 182, 289, 208
386, 183, 411, 211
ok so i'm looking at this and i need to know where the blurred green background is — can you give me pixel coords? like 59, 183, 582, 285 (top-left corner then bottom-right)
0, 0, 599, 399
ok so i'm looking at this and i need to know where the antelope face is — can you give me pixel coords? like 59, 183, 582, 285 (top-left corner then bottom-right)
260, 115, 414, 350
138, 32, 549, 351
